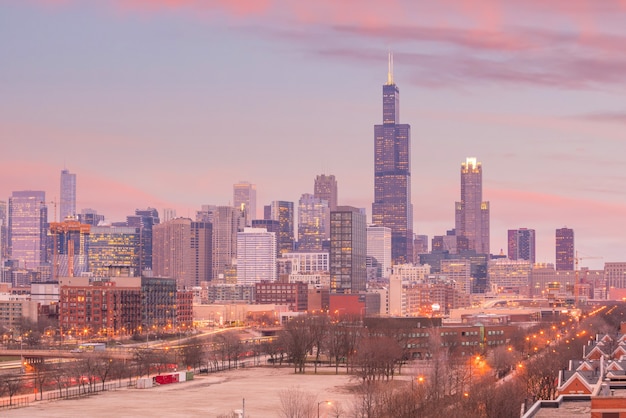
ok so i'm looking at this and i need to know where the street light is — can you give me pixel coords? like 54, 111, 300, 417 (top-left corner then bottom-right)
318, 400, 331, 418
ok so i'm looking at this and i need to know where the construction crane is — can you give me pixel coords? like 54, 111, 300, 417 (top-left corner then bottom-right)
574, 251, 603, 305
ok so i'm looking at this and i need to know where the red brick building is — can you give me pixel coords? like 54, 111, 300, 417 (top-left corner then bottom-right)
255, 282, 308, 312
59, 280, 142, 338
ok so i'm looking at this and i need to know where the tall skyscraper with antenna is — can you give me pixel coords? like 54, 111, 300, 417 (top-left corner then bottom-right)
372, 54, 413, 264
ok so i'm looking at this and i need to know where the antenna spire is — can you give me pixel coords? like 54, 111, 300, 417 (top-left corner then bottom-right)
386, 52, 394, 85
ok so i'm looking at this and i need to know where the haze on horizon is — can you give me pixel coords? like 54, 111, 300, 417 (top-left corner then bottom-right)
1, 0, 625, 270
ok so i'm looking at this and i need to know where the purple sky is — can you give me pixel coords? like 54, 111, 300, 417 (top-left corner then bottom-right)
1, 0, 626, 270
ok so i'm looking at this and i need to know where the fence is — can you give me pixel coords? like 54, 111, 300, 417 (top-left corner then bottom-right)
44, 380, 130, 402
0, 396, 29, 410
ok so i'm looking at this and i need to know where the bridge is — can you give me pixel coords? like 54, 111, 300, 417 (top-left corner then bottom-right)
0, 348, 135, 362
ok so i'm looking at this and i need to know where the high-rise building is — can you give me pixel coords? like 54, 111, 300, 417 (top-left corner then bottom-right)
556, 227, 575, 271
330, 206, 366, 294
314, 174, 338, 211
153, 218, 212, 288
236, 227, 277, 285
127, 208, 160, 273
367, 225, 391, 279
251, 219, 280, 256
197, 205, 243, 281
162, 208, 177, 223
507, 228, 536, 263
88, 225, 141, 277
233, 181, 257, 227
372, 55, 413, 264
49, 218, 90, 278
60, 168, 76, 221
78, 208, 105, 226
455, 157, 490, 255
297, 193, 330, 252
8, 191, 48, 269
267, 201, 294, 255
0, 200, 7, 261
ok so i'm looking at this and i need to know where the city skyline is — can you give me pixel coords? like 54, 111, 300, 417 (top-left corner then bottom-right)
2, 1, 626, 270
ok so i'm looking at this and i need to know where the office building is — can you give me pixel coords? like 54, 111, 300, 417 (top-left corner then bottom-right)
267, 201, 294, 255
162, 208, 176, 223
8, 191, 48, 270
556, 227, 575, 271
49, 218, 90, 278
507, 228, 536, 263
236, 227, 277, 285
126, 208, 160, 273
0, 201, 7, 261
314, 174, 338, 211
88, 225, 141, 277
372, 55, 413, 264
488, 259, 532, 295
297, 193, 329, 252
367, 225, 392, 279
455, 158, 490, 255
142, 276, 179, 331
60, 168, 76, 221
330, 206, 367, 294
153, 218, 212, 288
282, 252, 329, 273
197, 205, 243, 281
605, 262, 626, 290
78, 208, 104, 227
440, 259, 472, 294
233, 181, 257, 226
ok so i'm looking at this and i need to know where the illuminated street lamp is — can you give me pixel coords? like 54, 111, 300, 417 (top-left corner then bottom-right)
318, 400, 331, 418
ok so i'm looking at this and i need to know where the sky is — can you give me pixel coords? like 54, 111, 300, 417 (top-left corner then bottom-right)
1, 0, 625, 270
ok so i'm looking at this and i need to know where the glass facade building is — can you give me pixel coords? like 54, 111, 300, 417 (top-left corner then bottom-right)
88, 225, 141, 277
372, 59, 413, 264
297, 193, 329, 252
555, 227, 575, 271
8, 191, 48, 270
49, 219, 91, 278
233, 181, 257, 226
507, 228, 536, 263
60, 168, 76, 221
330, 206, 366, 294
268, 201, 294, 255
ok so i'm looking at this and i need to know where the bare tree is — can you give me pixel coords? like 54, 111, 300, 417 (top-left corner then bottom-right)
32, 360, 50, 400
1, 373, 23, 405
280, 315, 316, 373
181, 343, 204, 371
278, 386, 316, 418
92, 353, 115, 390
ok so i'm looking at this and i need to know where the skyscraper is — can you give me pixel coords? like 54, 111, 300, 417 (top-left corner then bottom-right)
267, 201, 294, 255
8, 191, 48, 269
197, 205, 243, 281
314, 174, 338, 211
233, 181, 257, 227
49, 218, 90, 278
0, 200, 7, 261
297, 193, 329, 252
60, 169, 76, 221
236, 227, 277, 285
455, 157, 490, 255
127, 208, 160, 273
153, 218, 212, 288
507, 228, 536, 263
556, 227, 574, 271
372, 55, 413, 264
330, 206, 366, 294
367, 225, 391, 279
